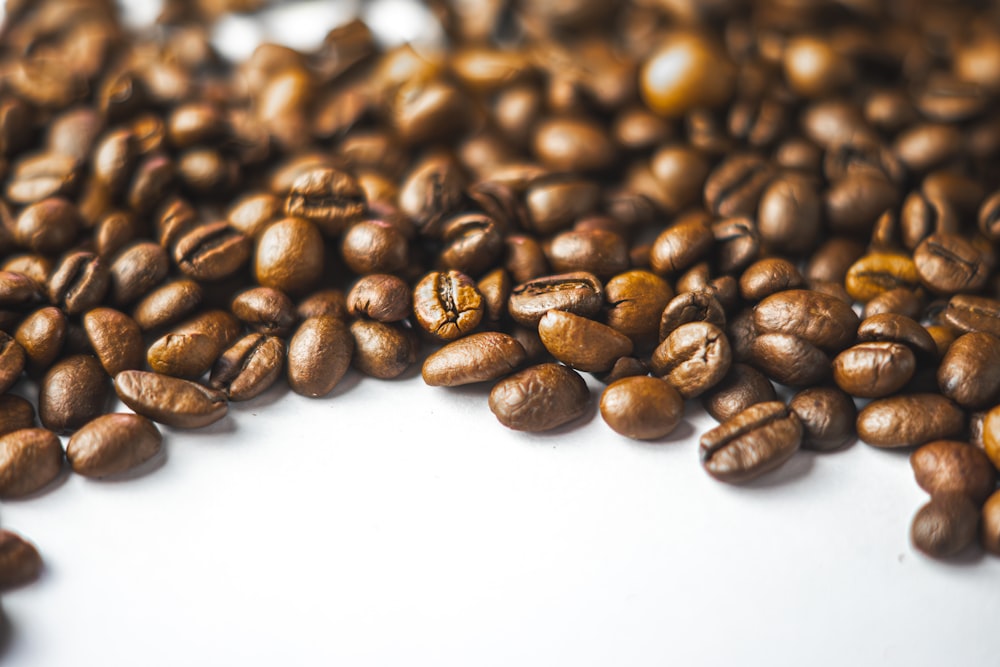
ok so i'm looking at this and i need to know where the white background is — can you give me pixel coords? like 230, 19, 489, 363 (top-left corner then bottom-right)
3, 1, 1000, 665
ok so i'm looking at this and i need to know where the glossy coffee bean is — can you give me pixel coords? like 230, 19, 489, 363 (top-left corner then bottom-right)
753, 289, 859, 352
114, 370, 228, 429
230, 287, 296, 336
508, 272, 604, 328
982, 490, 1000, 556
911, 440, 997, 505
255, 217, 325, 295
413, 270, 484, 341
0, 395, 35, 437
287, 315, 354, 398
700, 401, 802, 483
0, 428, 63, 498
788, 386, 857, 451
832, 342, 916, 399
489, 363, 590, 433
0, 529, 42, 591
911, 494, 979, 559
66, 413, 162, 478
39, 355, 109, 434
640, 32, 734, 117
749, 333, 831, 387
600, 376, 684, 441
651, 321, 731, 399
422, 332, 526, 387
538, 310, 633, 374
857, 394, 964, 449
349, 320, 416, 380
47, 252, 109, 315
210, 334, 285, 401
937, 333, 1000, 409
914, 233, 989, 295
702, 363, 776, 423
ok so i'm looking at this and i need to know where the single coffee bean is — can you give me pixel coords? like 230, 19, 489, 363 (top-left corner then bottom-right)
0, 428, 63, 498
649, 145, 711, 213
66, 413, 162, 478
489, 362, 590, 432
727, 308, 756, 362
700, 401, 802, 483
757, 173, 821, 253
349, 320, 417, 380
984, 405, 1000, 471
594, 356, 649, 385
911, 440, 997, 505
857, 394, 964, 448
231, 287, 296, 336
39, 355, 109, 434
0, 529, 42, 591
398, 153, 467, 237
753, 289, 859, 352
132, 279, 203, 332
639, 31, 734, 117
894, 123, 963, 173
477, 269, 510, 322
658, 290, 726, 341
0, 333, 26, 394
227, 192, 282, 240
255, 217, 325, 295
4, 255, 52, 290
109, 242, 169, 306
739, 258, 804, 301
210, 334, 285, 401
412, 270, 484, 341
651, 321, 731, 399
172, 311, 242, 357
978, 190, 1000, 241
845, 253, 921, 302
783, 36, 852, 98
82, 308, 145, 376
14, 198, 81, 253
649, 212, 714, 275
174, 222, 251, 282
789, 386, 857, 451
982, 490, 1000, 556
749, 333, 831, 387
823, 174, 900, 235
702, 363, 777, 423
507, 272, 605, 328
900, 191, 960, 252
911, 493, 979, 559
546, 229, 629, 280
711, 216, 760, 274
862, 287, 923, 320
833, 342, 916, 398
297, 289, 348, 321
114, 370, 228, 429
340, 219, 408, 276
806, 237, 866, 284
439, 214, 504, 277
147, 331, 220, 379
284, 166, 366, 237
942, 295, 1000, 338
422, 332, 526, 387
600, 376, 684, 440
604, 270, 673, 347
538, 310, 634, 374
533, 116, 617, 173
14, 307, 66, 370
0, 270, 43, 308
47, 252, 109, 315
913, 233, 990, 295
937, 333, 1000, 409
287, 315, 354, 397
704, 154, 774, 218
0, 395, 34, 437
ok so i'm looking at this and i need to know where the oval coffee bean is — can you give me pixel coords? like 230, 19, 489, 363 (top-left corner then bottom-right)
913, 233, 990, 295
489, 363, 590, 433
753, 289, 859, 351
749, 333, 831, 387
600, 376, 684, 440
856, 313, 937, 362
132, 279, 203, 332
984, 405, 1000, 471
857, 394, 964, 448
413, 270, 484, 341
346, 274, 412, 323
911, 493, 979, 559
0, 529, 42, 591
0, 428, 63, 498
350, 320, 416, 380
422, 332, 526, 387
47, 252, 109, 315
658, 290, 726, 341
911, 440, 997, 505
832, 342, 916, 398
845, 253, 921, 302
937, 333, 1000, 409
942, 295, 1000, 338
982, 490, 1000, 556
538, 310, 633, 373
114, 370, 228, 429
109, 242, 169, 306
699, 401, 802, 483
174, 222, 251, 282
66, 413, 162, 478
701, 363, 776, 423
287, 315, 354, 398
39, 355, 109, 434
508, 272, 604, 328
147, 332, 220, 379
0, 395, 35, 437
210, 334, 285, 401
255, 217, 325, 295
284, 166, 366, 237
603, 270, 673, 345
650, 321, 731, 399
788, 386, 857, 451
83, 308, 145, 376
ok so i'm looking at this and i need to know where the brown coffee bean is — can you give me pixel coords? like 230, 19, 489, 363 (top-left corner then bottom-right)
600, 376, 683, 440
255, 217, 325, 295
297, 289, 347, 321
913, 233, 990, 295
508, 272, 604, 328
227, 192, 282, 240
114, 370, 227, 429
783, 36, 852, 99
757, 174, 821, 253
650, 213, 714, 276
789, 386, 857, 451
413, 270, 484, 341
546, 229, 629, 280
147, 332, 219, 379
341, 219, 408, 275
14, 198, 81, 254
900, 191, 960, 252
806, 237, 866, 284
398, 154, 467, 237
524, 177, 600, 236
749, 333, 831, 387
127, 154, 175, 215
700, 401, 802, 483
604, 270, 673, 347
231, 287, 296, 336
833, 342, 916, 398
658, 290, 726, 341
651, 321, 731, 399
284, 166, 366, 237
3, 255, 51, 291
0, 395, 34, 437
754, 289, 859, 352
46, 252, 107, 316
937, 333, 1000, 409
0, 529, 42, 591
704, 154, 774, 218
7, 154, 80, 206
109, 242, 169, 306
739, 258, 804, 301
911, 440, 997, 506
0, 270, 43, 309
857, 394, 964, 448
702, 363, 776, 423
349, 320, 416, 380
39, 355, 108, 434
984, 405, 1000, 471
477, 269, 511, 322
0, 333, 26, 394
132, 279, 203, 332
894, 123, 963, 173
15, 307, 66, 370
711, 216, 760, 274
845, 253, 921, 302
943, 295, 1000, 338
422, 332, 526, 387
489, 363, 590, 432
210, 334, 285, 401
533, 116, 616, 173
287, 315, 354, 398
538, 310, 634, 373
66, 413, 162, 478
639, 32, 734, 117
174, 222, 251, 282
823, 174, 899, 235
0, 428, 63, 498
856, 313, 937, 362
439, 214, 504, 278
911, 493, 979, 559
862, 288, 923, 320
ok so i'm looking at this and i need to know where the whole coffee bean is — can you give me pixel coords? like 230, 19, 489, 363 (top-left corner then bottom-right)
398, 154, 467, 237
703, 154, 774, 218
914, 233, 990, 295
174, 222, 251, 282
727, 308, 756, 362
823, 174, 899, 235
15, 307, 66, 370
131, 280, 203, 332
533, 116, 616, 173
227, 192, 282, 240
900, 191, 960, 252
711, 216, 760, 274
231, 287, 296, 336
546, 229, 629, 280
911, 493, 979, 559
4, 255, 51, 290
754, 290, 859, 352
833, 342, 916, 399
349, 320, 416, 380
700, 401, 802, 483
783, 36, 852, 98
757, 174, 821, 253
789, 386, 857, 451
489, 362, 590, 432
255, 217, 325, 295
477, 269, 510, 322
504, 235, 549, 285
650, 145, 711, 213
524, 177, 600, 236
66, 413, 162, 478
894, 123, 963, 173
596, 357, 649, 385
114, 370, 228, 429
702, 363, 777, 423
845, 253, 921, 302
600, 376, 683, 440
942, 295, 1000, 338
147, 331, 220, 379
806, 237, 865, 284
639, 32, 734, 117
856, 313, 937, 362
210, 334, 285, 401
297, 289, 348, 321
127, 154, 175, 215
284, 166, 366, 237
863, 288, 923, 320
538, 310, 634, 373
750, 333, 831, 387
658, 289, 726, 341
287, 315, 354, 397
978, 190, 1000, 241
109, 242, 169, 306
47, 252, 109, 315
413, 270, 484, 341
604, 270, 673, 347
173, 311, 241, 353
39, 355, 108, 434
937, 333, 1000, 409
982, 490, 1000, 556
341, 219, 408, 275
649, 213, 713, 276
0, 395, 34, 437
14, 198, 81, 254
0, 529, 42, 591
857, 394, 964, 448
439, 214, 504, 278
651, 321, 731, 399
984, 405, 1000, 471
0, 270, 43, 308
0, 428, 63, 498
911, 440, 997, 505
422, 332, 526, 387
739, 258, 804, 301
0, 333, 26, 394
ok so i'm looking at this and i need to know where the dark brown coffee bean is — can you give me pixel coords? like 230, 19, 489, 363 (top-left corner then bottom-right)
823, 174, 899, 235
943, 295, 1000, 338
700, 401, 802, 483
340, 219, 408, 275
231, 287, 296, 336
7, 154, 80, 206
978, 190, 1000, 242
913, 233, 990, 295
863, 288, 923, 320
788, 386, 857, 451
650, 212, 714, 276
109, 242, 169, 306
806, 237, 865, 284
210, 334, 285, 401
538, 310, 634, 373
546, 229, 629, 280
47, 252, 109, 315
147, 332, 220, 379
703, 154, 773, 218
422, 332, 526, 387
651, 321, 731, 399
114, 370, 227, 429
649, 145, 711, 213
349, 320, 416, 379
14, 198, 81, 254
438, 214, 504, 278
0, 333, 26, 394
916, 77, 988, 122
39, 355, 108, 434
604, 270, 673, 347
174, 222, 251, 282
845, 253, 921, 302
132, 279, 203, 332
533, 116, 616, 173
751, 329, 832, 386
857, 394, 964, 448
503, 235, 549, 285
3, 256, 51, 291
832, 342, 916, 398
739, 258, 804, 301
92, 129, 137, 196
287, 315, 354, 398
66, 413, 162, 478
398, 154, 467, 237
477, 269, 510, 323
0, 529, 42, 591
894, 124, 963, 173
0, 395, 34, 437
255, 217, 324, 295
900, 191, 960, 252
911, 440, 997, 506
284, 166, 365, 237
711, 216, 760, 274
0, 270, 43, 309
702, 363, 777, 423
127, 154, 175, 215
15, 307, 66, 370
0, 428, 63, 498
754, 290, 859, 352
297, 289, 348, 321
524, 177, 601, 236
167, 102, 227, 149
412, 270, 484, 341
984, 405, 1000, 472
227, 192, 282, 240
981, 489, 1000, 555
856, 313, 937, 362
911, 493, 979, 559
489, 363, 590, 432
937, 333, 1000, 409
600, 376, 683, 440
83, 308, 145, 376
757, 174, 821, 253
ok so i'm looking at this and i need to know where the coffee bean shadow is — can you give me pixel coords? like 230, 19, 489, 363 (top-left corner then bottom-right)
942, 543, 987, 567
165, 414, 237, 441
4, 465, 70, 503
622, 419, 697, 448
740, 450, 816, 490
521, 395, 600, 440
88, 444, 168, 484
325, 369, 362, 399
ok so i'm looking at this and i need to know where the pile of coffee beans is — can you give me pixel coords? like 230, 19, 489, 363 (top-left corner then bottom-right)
2, 0, 1000, 591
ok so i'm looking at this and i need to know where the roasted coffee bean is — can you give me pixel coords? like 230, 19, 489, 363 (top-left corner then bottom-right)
702, 363, 776, 423
937, 333, 1000, 409
0, 428, 63, 498
595, 356, 649, 385
651, 321, 731, 399
174, 222, 251, 282
255, 217, 325, 295
658, 289, 726, 341
47, 252, 109, 315
538, 310, 633, 374
39, 355, 108, 434
911, 493, 979, 559
739, 258, 804, 301
857, 394, 964, 449
783, 36, 852, 99
508, 272, 604, 328
856, 313, 937, 362
398, 154, 466, 237
412, 270, 483, 341
911, 440, 997, 505
806, 237, 866, 284
0, 333, 26, 394
109, 242, 169, 306
297, 289, 348, 321
287, 315, 354, 398
422, 332, 526, 387
504, 235, 549, 285
900, 191, 959, 252
750, 330, 832, 386
477, 269, 510, 322
210, 334, 285, 401
7, 154, 80, 206
0, 270, 43, 308
711, 217, 760, 274
700, 401, 802, 483
533, 116, 616, 173
231, 287, 296, 336
978, 190, 1000, 241
147, 331, 220, 379
0, 395, 34, 437
754, 290, 859, 352
845, 253, 921, 302
649, 145, 711, 213
227, 192, 282, 240
345, 274, 411, 323
789, 386, 857, 451
284, 166, 366, 237
640, 32, 734, 117
650, 213, 714, 276
823, 174, 899, 235
894, 124, 963, 174
114, 370, 227, 429
132, 280, 203, 332
982, 490, 1000, 556
703, 154, 773, 218
833, 342, 915, 398
0, 529, 42, 591
438, 214, 504, 277
489, 363, 590, 432
14, 198, 81, 254
862, 288, 923, 320
341, 219, 408, 275
4, 255, 51, 290
913, 233, 990, 295
15, 307, 66, 370
66, 413, 162, 478
524, 177, 601, 236
942, 295, 1000, 338
349, 320, 416, 380
546, 229, 629, 280
600, 376, 684, 440
604, 270, 673, 347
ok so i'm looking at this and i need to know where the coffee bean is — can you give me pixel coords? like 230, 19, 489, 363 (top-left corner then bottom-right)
284, 166, 366, 237
658, 289, 726, 341
533, 116, 616, 173
857, 394, 964, 448
438, 214, 504, 278
66, 413, 162, 478
230, 287, 296, 336
704, 154, 774, 218
856, 313, 937, 362
114, 370, 227, 429
0, 528, 42, 591
422, 332, 526, 387
0, 270, 43, 308
341, 219, 408, 275
700, 401, 802, 483
476, 269, 510, 322
789, 386, 857, 451
942, 295, 1000, 338
604, 270, 673, 347
297, 289, 347, 321
412, 270, 484, 341
651, 321, 731, 399
894, 123, 963, 173
132, 279, 203, 332
398, 154, 467, 237
862, 288, 923, 320
39, 355, 109, 434
109, 242, 169, 306
982, 490, 1000, 556
937, 333, 1000, 409
823, 174, 899, 235
210, 334, 285, 401
711, 216, 760, 274
639, 32, 734, 117
489, 363, 590, 432
783, 36, 851, 98
739, 258, 804, 301
754, 289, 859, 352
845, 253, 921, 302
900, 191, 959, 251
147, 331, 219, 379
15, 307, 66, 370
524, 177, 601, 236
749, 332, 831, 387
911, 440, 997, 505
807, 237, 866, 284
0, 395, 34, 437
600, 376, 683, 440
914, 233, 990, 295
255, 217, 325, 295
174, 222, 251, 282
538, 310, 634, 373
702, 363, 777, 423
650, 212, 714, 276
546, 229, 629, 280
0, 333, 26, 394
14, 198, 81, 254
287, 315, 354, 398
833, 342, 916, 399
47, 252, 109, 316
7, 154, 80, 206
911, 493, 979, 559
978, 190, 1000, 241
0, 428, 63, 498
